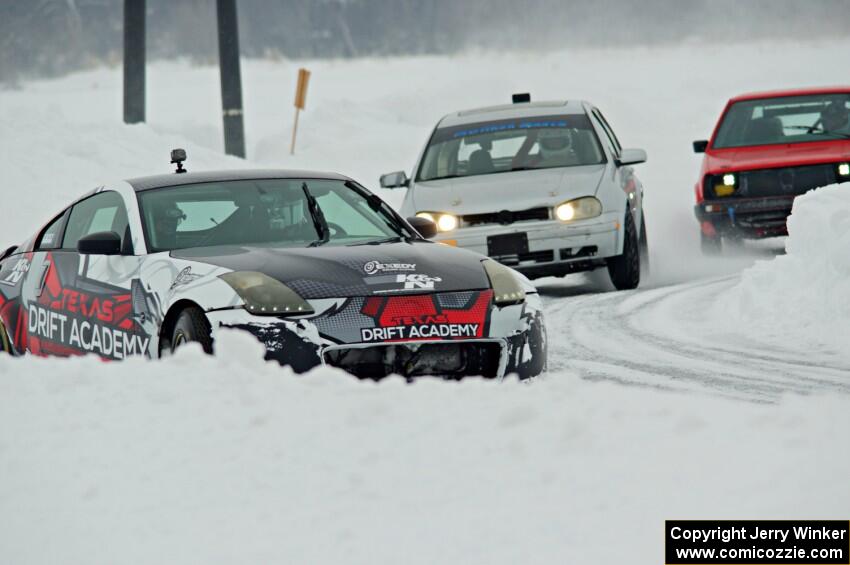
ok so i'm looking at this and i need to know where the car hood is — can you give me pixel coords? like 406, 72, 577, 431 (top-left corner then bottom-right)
411, 165, 606, 214
705, 140, 850, 173
171, 240, 492, 299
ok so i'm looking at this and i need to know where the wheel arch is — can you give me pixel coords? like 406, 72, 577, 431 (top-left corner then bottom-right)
158, 298, 207, 356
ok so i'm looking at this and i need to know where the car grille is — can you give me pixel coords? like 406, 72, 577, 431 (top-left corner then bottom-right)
705, 163, 841, 199
462, 207, 551, 227
323, 341, 503, 380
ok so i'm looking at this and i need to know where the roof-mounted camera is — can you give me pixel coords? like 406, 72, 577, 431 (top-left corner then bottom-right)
171, 148, 187, 174
512, 93, 531, 104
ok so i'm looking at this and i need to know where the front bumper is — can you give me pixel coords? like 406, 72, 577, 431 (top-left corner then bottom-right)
694, 196, 795, 239
206, 292, 546, 380
433, 213, 621, 278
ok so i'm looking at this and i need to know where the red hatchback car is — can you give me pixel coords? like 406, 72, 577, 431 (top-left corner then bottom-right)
693, 87, 850, 253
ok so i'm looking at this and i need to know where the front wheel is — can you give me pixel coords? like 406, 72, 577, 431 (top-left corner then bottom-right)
607, 210, 641, 290
170, 306, 213, 354
514, 313, 547, 379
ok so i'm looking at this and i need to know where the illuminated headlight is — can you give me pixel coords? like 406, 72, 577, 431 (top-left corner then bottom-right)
417, 211, 458, 232
482, 259, 526, 306
722, 173, 736, 186
219, 271, 314, 315
555, 197, 602, 222
838, 163, 850, 177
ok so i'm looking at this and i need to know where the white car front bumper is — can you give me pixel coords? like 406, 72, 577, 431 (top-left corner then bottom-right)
433, 212, 622, 277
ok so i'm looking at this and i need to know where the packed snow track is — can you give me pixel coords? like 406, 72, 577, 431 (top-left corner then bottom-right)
540, 275, 850, 403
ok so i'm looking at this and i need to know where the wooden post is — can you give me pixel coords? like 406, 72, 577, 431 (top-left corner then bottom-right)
290, 68, 311, 155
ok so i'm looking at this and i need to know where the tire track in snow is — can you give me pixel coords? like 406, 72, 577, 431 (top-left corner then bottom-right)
540, 276, 850, 403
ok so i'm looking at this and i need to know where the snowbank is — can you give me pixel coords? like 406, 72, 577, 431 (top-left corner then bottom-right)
721, 183, 850, 352
1, 331, 848, 565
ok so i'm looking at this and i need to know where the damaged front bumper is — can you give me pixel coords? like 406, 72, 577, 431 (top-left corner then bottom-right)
694, 196, 795, 239
206, 291, 546, 380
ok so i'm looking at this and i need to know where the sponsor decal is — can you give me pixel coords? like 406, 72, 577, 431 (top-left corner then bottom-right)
169, 266, 202, 290
361, 322, 479, 342
25, 253, 153, 359
365, 273, 442, 294
363, 260, 416, 275
27, 303, 149, 359
0, 257, 30, 286
358, 291, 492, 343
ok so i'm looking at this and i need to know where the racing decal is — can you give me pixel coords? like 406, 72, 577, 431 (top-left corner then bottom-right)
365, 273, 443, 294
23, 252, 151, 359
0, 256, 30, 286
358, 290, 492, 343
169, 266, 203, 290
363, 260, 416, 275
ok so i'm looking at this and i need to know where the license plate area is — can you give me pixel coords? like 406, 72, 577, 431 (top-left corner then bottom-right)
487, 232, 529, 257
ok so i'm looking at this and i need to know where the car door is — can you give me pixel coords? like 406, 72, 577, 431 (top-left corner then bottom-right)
22, 190, 152, 359
590, 106, 644, 219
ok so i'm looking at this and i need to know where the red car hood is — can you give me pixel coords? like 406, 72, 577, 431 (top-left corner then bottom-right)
705, 140, 850, 173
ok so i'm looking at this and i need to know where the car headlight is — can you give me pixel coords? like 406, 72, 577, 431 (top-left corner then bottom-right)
482, 259, 525, 306
838, 163, 850, 177
416, 211, 458, 232
219, 271, 314, 315
554, 197, 602, 222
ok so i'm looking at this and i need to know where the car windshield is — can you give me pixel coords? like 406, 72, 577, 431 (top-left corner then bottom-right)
138, 179, 406, 252
713, 93, 850, 149
416, 113, 606, 182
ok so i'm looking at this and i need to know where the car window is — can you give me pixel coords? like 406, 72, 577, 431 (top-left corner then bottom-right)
137, 179, 407, 252
713, 93, 850, 148
62, 191, 130, 251
416, 113, 606, 182
315, 188, 394, 239
592, 108, 622, 155
35, 211, 68, 251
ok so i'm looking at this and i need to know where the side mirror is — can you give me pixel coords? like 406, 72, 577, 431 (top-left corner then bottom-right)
407, 216, 437, 239
379, 171, 410, 189
616, 148, 647, 166
693, 140, 708, 153
78, 231, 122, 255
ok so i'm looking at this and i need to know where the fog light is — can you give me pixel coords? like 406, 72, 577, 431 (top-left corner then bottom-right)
838, 163, 850, 177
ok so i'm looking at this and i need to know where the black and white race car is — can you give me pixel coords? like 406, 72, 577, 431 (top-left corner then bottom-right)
0, 153, 546, 379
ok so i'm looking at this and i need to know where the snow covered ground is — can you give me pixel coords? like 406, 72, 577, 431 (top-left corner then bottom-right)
2, 39, 850, 564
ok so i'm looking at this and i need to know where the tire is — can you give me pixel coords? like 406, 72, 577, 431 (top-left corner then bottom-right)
638, 210, 650, 278
700, 232, 722, 255
0, 319, 12, 355
607, 209, 641, 290
170, 306, 213, 354
515, 313, 547, 379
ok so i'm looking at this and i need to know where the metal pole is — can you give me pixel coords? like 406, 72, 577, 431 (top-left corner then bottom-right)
123, 0, 146, 124
216, 0, 246, 158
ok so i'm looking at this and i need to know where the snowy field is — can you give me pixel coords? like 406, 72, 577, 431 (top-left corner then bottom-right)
2, 39, 850, 564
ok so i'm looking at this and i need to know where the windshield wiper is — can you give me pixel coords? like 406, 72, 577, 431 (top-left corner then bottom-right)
301, 182, 330, 247
349, 236, 405, 246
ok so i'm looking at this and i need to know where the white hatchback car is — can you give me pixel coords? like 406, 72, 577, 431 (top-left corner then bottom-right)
380, 96, 649, 290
